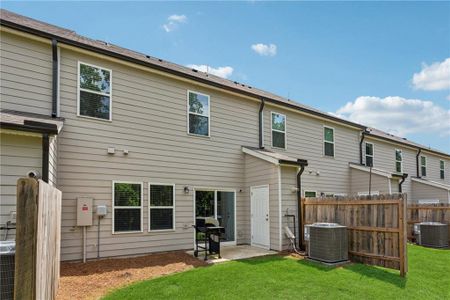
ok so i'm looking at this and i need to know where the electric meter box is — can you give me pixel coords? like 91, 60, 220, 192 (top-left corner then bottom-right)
77, 197, 93, 226
96, 205, 108, 216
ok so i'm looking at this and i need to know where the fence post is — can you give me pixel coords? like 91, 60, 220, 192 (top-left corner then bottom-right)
15, 178, 39, 300
398, 194, 406, 277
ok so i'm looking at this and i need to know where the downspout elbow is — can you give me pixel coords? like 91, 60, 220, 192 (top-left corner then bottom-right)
399, 173, 408, 193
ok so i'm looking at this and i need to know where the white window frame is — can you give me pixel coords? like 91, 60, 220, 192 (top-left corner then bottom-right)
187, 90, 211, 137
112, 181, 143, 234
271, 112, 287, 149
365, 142, 374, 167
77, 61, 112, 121
323, 126, 335, 157
395, 149, 403, 173
440, 160, 445, 179
358, 191, 380, 196
148, 183, 176, 232
420, 155, 427, 177
303, 190, 317, 198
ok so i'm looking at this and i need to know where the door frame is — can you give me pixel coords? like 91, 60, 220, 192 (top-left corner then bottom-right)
250, 185, 270, 250
192, 187, 237, 246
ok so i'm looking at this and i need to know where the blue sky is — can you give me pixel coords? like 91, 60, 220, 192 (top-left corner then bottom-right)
3, 1, 449, 151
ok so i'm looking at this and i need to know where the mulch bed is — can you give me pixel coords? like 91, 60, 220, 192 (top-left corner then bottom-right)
57, 251, 207, 300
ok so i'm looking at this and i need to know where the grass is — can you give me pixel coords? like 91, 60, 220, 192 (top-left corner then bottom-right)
103, 245, 450, 300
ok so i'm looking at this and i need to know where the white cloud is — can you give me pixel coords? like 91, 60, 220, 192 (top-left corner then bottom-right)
187, 64, 234, 79
412, 58, 450, 91
163, 14, 187, 32
251, 43, 277, 56
334, 96, 450, 137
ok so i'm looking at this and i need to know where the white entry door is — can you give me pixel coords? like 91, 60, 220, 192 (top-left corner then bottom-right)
250, 185, 270, 249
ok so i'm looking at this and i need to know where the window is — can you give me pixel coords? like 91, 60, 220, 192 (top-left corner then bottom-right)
440, 160, 445, 179
149, 184, 175, 231
113, 182, 142, 233
365, 143, 374, 167
271, 112, 286, 149
304, 191, 316, 198
395, 149, 403, 173
78, 62, 112, 120
420, 156, 427, 177
188, 91, 210, 136
323, 126, 334, 157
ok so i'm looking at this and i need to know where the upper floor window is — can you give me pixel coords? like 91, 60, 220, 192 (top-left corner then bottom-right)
323, 126, 334, 157
440, 160, 445, 179
113, 181, 143, 233
149, 184, 175, 231
395, 149, 403, 173
78, 62, 112, 121
365, 142, 374, 167
271, 112, 286, 149
420, 156, 427, 177
188, 91, 210, 136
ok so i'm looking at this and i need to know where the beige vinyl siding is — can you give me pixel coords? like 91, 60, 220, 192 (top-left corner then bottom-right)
0, 32, 52, 114
0, 132, 42, 239
57, 47, 260, 260
280, 166, 298, 250
411, 181, 450, 203
243, 154, 279, 250
349, 168, 390, 195
391, 178, 400, 194
421, 151, 450, 185
263, 107, 360, 196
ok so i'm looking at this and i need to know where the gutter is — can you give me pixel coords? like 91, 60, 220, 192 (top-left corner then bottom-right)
296, 159, 308, 250
0, 19, 366, 130
416, 149, 422, 178
259, 98, 265, 149
359, 131, 366, 165
51, 39, 58, 118
0, 121, 59, 135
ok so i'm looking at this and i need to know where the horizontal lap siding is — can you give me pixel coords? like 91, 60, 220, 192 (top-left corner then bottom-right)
0, 32, 52, 114
0, 133, 42, 239
58, 49, 259, 260
411, 181, 449, 203
281, 166, 298, 250
264, 107, 360, 196
420, 151, 450, 185
349, 168, 390, 195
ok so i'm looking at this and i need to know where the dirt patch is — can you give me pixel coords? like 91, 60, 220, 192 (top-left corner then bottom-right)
57, 251, 206, 300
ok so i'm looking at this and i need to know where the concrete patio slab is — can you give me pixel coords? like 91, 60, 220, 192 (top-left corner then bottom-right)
187, 245, 277, 264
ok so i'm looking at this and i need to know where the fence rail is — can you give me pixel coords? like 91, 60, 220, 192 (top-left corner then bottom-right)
301, 194, 407, 276
15, 178, 62, 300
407, 203, 450, 245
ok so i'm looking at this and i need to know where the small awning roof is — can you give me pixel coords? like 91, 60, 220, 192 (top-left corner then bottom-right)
0, 110, 64, 135
411, 177, 450, 191
349, 163, 393, 179
242, 146, 307, 167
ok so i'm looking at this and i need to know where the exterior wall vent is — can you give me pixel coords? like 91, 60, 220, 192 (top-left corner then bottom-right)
414, 222, 449, 248
307, 223, 348, 263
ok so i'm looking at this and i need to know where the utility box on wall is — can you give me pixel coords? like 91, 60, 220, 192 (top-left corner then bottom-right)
77, 197, 93, 226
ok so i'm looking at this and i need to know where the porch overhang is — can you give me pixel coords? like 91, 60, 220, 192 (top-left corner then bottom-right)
242, 146, 307, 168
0, 109, 64, 135
349, 162, 393, 179
411, 177, 450, 191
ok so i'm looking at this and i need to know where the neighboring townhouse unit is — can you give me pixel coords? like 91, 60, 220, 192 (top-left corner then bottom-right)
1, 10, 449, 261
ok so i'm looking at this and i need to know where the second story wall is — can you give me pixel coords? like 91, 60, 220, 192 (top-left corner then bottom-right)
0, 31, 53, 115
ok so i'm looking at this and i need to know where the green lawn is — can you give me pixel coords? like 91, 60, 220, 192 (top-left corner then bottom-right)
103, 245, 450, 300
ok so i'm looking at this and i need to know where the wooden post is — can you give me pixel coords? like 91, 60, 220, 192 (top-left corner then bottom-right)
15, 178, 39, 300
398, 195, 406, 277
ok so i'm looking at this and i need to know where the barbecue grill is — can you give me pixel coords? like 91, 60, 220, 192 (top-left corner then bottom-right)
193, 217, 225, 260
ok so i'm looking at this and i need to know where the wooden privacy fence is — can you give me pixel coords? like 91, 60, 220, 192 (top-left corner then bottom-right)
407, 203, 450, 245
15, 178, 62, 300
302, 194, 407, 276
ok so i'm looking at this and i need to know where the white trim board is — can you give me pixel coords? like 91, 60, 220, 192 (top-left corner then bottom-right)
411, 177, 450, 191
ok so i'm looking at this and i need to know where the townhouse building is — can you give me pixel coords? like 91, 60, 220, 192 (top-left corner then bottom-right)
1, 10, 449, 261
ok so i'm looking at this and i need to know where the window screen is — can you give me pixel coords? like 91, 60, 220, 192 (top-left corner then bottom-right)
271, 113, 286, 149
440, 160, 445, 179
79, 63, 111, 120
365, 143, 374, 167
113, 182, 142, 232
395, 150, 403, 173
188, 91, 210, 136
324, 127, 334, 157
149, 184, 175, 231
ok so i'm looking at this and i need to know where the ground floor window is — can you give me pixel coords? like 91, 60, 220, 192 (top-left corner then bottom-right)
113, 181, 143, 233
195, 190, 235, 242
149, 184, 175, 231
304, 191, 317, 198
